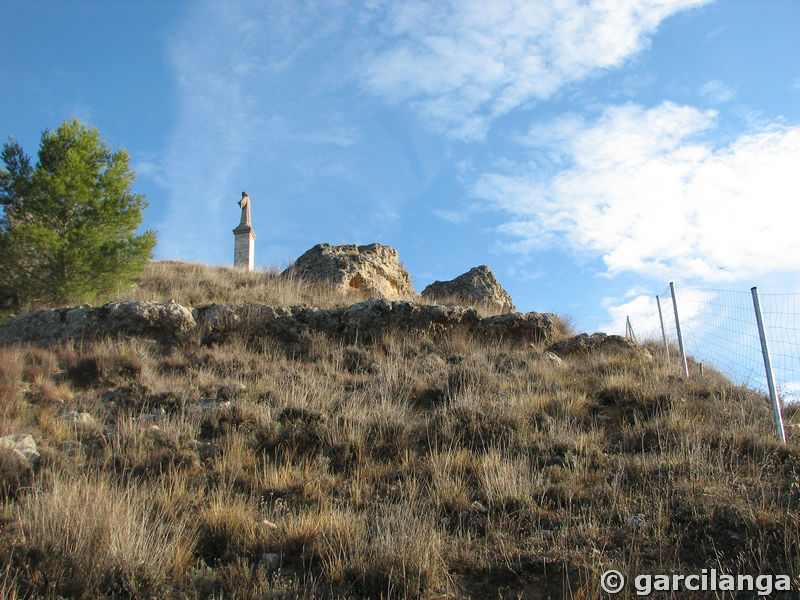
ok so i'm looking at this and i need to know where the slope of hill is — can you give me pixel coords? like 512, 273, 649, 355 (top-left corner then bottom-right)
0, 261, 798, 599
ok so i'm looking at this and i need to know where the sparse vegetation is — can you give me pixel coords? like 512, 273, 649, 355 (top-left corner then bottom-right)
0, 261, 797, 598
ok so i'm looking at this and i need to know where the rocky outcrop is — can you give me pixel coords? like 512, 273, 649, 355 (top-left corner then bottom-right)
0, 299, 559, 347
0, 300, 195, 344
282, 243, 416, 300
196, 299, 557, 345
422, 266, 515, 313
547, 333, 653, 360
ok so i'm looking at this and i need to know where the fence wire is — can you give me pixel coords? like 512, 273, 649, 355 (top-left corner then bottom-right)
655, 284, 800, 402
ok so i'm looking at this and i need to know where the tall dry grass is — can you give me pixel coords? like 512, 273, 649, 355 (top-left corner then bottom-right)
13, 470, 195, 598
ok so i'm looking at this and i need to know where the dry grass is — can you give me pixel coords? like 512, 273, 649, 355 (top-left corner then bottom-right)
11, 470, 195, 598
0, 261, 798, 599
113, 260, 373, 309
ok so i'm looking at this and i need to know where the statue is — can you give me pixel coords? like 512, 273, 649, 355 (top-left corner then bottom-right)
233, 191, 256, 270
238, 191, 251, 226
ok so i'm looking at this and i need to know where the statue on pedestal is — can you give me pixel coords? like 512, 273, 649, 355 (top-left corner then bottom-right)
238, 191, 251, 226
233, 191, 256, 270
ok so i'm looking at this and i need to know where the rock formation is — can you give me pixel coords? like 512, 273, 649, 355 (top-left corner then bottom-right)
422, 265, 515, 314
0, 300, 196, 344
0, 299, 559, 347
282, 243, 416, 300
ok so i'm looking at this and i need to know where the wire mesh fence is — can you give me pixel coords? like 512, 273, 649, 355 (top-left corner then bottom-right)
653, 284, 800, 403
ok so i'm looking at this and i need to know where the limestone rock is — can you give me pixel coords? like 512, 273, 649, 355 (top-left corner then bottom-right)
60, 411, 97, 427
543, 351, 563, 365
0, 433, 39, 465
0, 434, 39, 496
478, 311, 557, 344
339, 298, 481, 340
1, 298, 558, 348
422, 266, 515, 313
282, 243, 417, 300
0, 300, 195, 344
547, 333, 653, 360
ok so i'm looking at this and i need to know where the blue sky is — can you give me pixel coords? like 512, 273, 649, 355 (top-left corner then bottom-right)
3, 0, 800, 337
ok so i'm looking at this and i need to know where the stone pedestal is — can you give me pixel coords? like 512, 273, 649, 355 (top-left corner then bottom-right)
233, 224, 256, 270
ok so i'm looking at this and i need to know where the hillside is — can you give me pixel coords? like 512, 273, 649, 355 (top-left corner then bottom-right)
0, 261, 798, 599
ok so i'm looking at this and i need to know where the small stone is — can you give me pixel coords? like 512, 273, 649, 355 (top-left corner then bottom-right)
137, 407, 166, 423
61, 411, 96, 426
543, 351, 563, 365
627, 514, 648, 529
261, 553, 280, 569
470, 500, 488, 514
0, 433, 39, 464
217, 382, 246, 400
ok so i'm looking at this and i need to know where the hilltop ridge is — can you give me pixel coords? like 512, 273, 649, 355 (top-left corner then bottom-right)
0, 260, 798, 599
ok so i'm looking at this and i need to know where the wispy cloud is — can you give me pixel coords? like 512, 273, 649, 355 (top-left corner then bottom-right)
475, 101, 800, 282
156, 2, 370, 262
156, 2, 268, 261
699, 79, 735, 103
364, 0, 711, 140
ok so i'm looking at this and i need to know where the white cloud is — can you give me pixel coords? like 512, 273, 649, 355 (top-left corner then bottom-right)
600, 286, 714, 336
600, 292, 662, 337
364, 0, 711, 139
475, 101, 800, 282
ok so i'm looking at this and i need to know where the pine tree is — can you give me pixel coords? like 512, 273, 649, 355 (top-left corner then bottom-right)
0, 119, 157, 309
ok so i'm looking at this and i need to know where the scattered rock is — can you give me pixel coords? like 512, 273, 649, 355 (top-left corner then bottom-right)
60, 411, 97, 426
216, 383, 246, 400
547, 333, 653, 360
261, 552, 281, 569
0, 433, 39, 465
627, 513, 648, 529
137, 407, 166, 423
0, 434, 38, 496
422, 265, 515, 313
469, 500, 488, 514
184, 399, 232, 416
543, 351, 563, 365
282, 243, 417, 300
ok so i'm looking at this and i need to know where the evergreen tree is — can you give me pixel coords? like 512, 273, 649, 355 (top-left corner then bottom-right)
0, 119, 157, 309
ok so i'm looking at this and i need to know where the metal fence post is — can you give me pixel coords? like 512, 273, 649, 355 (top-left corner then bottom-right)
625, 316, 637, 343
670, 282, 690, 377
656, 295, 670, 362
751, 287, 787, 444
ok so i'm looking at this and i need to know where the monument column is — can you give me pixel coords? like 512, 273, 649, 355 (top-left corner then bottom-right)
233, 191, 256, 270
